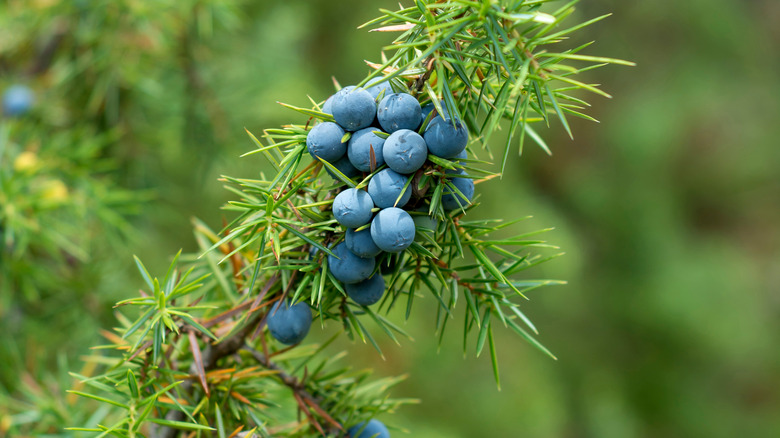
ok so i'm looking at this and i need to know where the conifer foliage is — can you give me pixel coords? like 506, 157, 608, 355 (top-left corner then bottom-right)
67, 1, 630, 436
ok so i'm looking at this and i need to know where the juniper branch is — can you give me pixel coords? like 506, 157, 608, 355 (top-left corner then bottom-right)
156, 274, 282, 438
64, 2, 629, 435
243, 346, 343, 435
156, 313, 263, 438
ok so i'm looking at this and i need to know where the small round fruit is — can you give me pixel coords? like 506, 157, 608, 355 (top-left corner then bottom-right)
365, 78, 392, 100
323, 85, 353, 115
332, 189, 374, 228
453, 148, 467, 164
325, 154, 361, 180
345, 274, 385, 306
371, 207, 416, 253
421, 104, 450, 124
307, 122, 346, 163
328, 242, 376, 284
420, 103, 435, 125
367, 168, 411, 209
2, 85, 34, 117
322, 95, 334, 114
377, 93, 422, 133
266, 300, 312, 345
424, 116, 469, 158
347, 419, 390, 438
442, 171, 475, 211
331, 87, 376, 131
346, 227, 382, 258
348, 128, 386, 172
382, 129, 428, 174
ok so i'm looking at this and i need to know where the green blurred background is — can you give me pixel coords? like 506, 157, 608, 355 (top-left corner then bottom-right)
2, 0, 779, 436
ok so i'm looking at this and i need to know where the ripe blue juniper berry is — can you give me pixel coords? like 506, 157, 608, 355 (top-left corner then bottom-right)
365, 77, 392, 100
382, 129, 428, 174
307, 121, 346, 162
441, 169, 475, 211
345, 274, 386, 306
328, 241, 376, 284
331, 87, 376, 131
347, 419, 391, 438
370, 207, 416, 253
348, 128, 387, 172
266, 300, 313, 345
346, 228, 383, 258
2, 84, 34, 117
367, 168, 412, 209
332, 188, 374, 228
326, 154, 361, 179
424, 115, 469, 158
377, 93, 422, 133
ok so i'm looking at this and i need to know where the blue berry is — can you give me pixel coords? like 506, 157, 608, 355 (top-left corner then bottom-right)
377, 93, 422, 133
453, 148, 467, 164
266, 300, 312, 345
322, 96, 334, 114
2, 85, 34, 117
382, 129, 428, 174
365, 78, 392, 100
424, 116, 469, 158
367, 168, 411, 209
345, 274, 385, 306
333, 189, 374, 228
348, 128, 386, 172
328, 242, 376, 284
347, 419, 390, 438
370, 207, 416, 253
441, 170, 475, 211
332, 87, 376, 131
322, 85, 354, 115
420, 103, 435, 125
421, 103, 451, 125
345, 227, 382, 258
307, 122, 346, 163
325, 154, 361, 180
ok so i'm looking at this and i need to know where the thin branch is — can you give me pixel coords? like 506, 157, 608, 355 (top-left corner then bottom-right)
243, 346, 343, 434
27, 20, 68, 76
155, 275, 280, 438
412, 56, 436, 95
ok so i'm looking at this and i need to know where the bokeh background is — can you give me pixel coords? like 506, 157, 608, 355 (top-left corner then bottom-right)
1, 0, 779, 437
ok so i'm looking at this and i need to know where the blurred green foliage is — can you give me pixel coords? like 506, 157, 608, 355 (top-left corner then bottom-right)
1, 0, 778, 436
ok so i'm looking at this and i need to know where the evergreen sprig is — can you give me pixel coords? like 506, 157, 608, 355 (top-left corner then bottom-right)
68, 1, 629, 436
360, 0, 633, 171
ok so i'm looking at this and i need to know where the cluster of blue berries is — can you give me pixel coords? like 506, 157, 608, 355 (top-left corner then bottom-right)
309, 80, 476, 310
265, 82, 476, 436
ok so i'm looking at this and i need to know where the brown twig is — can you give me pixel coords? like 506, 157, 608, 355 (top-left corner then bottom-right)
155, 276, 279, 438
412, 56, 436, 95
27, 20, 68, 77
243, 346, 343, 435
435, 259, 478, 293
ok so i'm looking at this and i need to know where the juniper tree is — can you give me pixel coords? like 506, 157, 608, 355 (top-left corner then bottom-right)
65, 1, 631, 436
